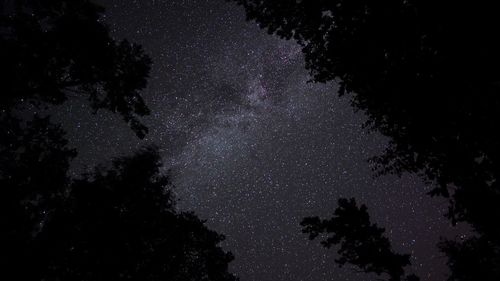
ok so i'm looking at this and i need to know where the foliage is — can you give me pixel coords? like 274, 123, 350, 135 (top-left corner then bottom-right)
0, 1, 238, 280
231, 1, 500, 279
302, 198, 418, 281
1, 0, 152, 137
0, 115, 77, 279
1, 146, 238, 280
230, 0, 500, 228
439, 237, 500, 281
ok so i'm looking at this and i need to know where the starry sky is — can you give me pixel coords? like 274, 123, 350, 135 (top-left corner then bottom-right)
54, 1, 467, 280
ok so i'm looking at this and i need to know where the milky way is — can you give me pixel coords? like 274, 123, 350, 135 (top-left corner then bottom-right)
56, 1, 466, 280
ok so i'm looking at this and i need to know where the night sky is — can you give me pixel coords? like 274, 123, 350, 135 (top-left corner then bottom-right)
54, 1, 466, 280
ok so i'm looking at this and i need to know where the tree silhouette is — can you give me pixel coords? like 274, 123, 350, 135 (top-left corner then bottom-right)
1, 0, 151, 137
231, 1, 500, 279
1, 1, 238, 280
1, 0, 153, 241
438, 237, 500, 281
2, 146, 238, 281
0, 115, 77, 279
1, 1, 152, 273
302, 198, 418, 281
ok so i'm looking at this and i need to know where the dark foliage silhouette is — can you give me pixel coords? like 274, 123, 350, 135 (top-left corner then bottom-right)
0, 115, 77, 279
231, 1, 500, 279
2, 146, 238, 280
1, 1, 151, 273
1, 1, 238, 280
1, 0, 152, 246
1, 0, 152, 137
302, 198, 418, 281
438, 237, 500, 281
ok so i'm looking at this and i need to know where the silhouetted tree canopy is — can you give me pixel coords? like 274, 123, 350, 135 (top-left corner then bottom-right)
1, 0, 152, 137
302, 198, 418, 281
1, 1, 238, 280
438, 237, 500, 281
1, 0, 152, 253
230, 0, 500, 231
1, 146, 238, 281
0, 115, 77, 279
232, 1, 500, 280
